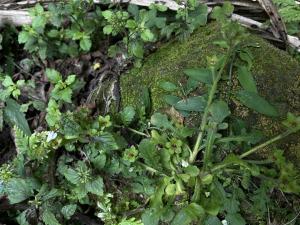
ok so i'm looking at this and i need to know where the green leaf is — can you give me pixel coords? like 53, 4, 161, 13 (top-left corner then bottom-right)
204, 216, 222, 225
174, 96, 206, 112
236, 90, 279, 117
184, 68, 213, 84
94, 132, 119, 151
159, 81, 178, 92
171, 203, 205, 225
18, 31, 30, 44
131, 41, 144, 58
16, 210, 30, 225
2, 76, 14, 87
14, 126, 29, 153
209, 100, 231, 123
42, 209, 61, 225
4, 98, 31, 135
142, 208, 160, 225
237, 66, 258, 93
6, 178, 33, 204
120, 106, 135, 125
164, 95, 181, 106
86, 176, 104, 196
225, 213, 246, 225
80, 37, 92, 51
150, 113, 173, 130
61, 204, 77, 219
139, 139, 162, 170
141, 29, 155, 42
46, 69, 62, 84
63, 168, 80, 184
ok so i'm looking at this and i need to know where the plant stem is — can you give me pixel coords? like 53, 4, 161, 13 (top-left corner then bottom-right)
189, 53, 231, 163
239, 129, 295, 159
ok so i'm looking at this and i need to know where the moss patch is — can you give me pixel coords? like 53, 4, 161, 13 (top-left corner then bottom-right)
120, 22, 300, 163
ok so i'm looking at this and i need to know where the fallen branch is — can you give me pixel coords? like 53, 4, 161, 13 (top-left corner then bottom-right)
0, 0, 299, 51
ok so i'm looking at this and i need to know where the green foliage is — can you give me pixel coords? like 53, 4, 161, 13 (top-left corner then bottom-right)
1, 2, 300, 225
18, 1, 208, 62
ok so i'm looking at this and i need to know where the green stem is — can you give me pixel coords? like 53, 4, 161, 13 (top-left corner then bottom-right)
189, 53, 231, 163
239, 129, 294, 159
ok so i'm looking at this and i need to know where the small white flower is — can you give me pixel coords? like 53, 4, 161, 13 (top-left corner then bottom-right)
222, 220, 228, 225
46, 131, 57, 142
129, 167, 134, 172
181, 160, 189, 168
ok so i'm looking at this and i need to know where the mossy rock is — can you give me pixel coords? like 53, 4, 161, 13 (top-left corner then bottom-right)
120, 22, 300, 163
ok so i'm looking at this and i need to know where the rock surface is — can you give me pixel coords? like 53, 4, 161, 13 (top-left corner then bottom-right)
120, 22, 300, 163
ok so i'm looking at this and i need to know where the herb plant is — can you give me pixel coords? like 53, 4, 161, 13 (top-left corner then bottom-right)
0, 2, 300, 225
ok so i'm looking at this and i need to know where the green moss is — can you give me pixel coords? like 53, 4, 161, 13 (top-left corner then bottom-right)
120, 22, 300, 163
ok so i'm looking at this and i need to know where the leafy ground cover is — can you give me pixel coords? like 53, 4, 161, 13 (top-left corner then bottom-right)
0, 1, 300, 225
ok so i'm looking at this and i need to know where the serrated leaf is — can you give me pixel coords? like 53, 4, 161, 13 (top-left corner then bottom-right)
6, 178, 33, 204
94, 132, 119, 151
4, 98, 31, 135
139, 139, 162, 170
237, 66, 257, 93
61, 204, 77, 219
236, 90, 279, 117
86, 176, 104, 196
63, 168, 80, 184
209, 100, 231, 123
174, 96, 206, 112
183, 68, 213, 84
42, 210, 61, 225
46, 69, 62, 84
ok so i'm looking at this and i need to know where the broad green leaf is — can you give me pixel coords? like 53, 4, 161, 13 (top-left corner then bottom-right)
225, 213, 246, 225
159, 81, 178, 92
4, 98, 31, 135
204, 216, 222, 225
94, 132, 119, 150
183, 68, 213, 84
164, 95, 181, 106
80, 37, 92, 51
131, 41, 144, 58
86, 176, 104, 196
18, 31, 30, 44
16, 210, 30, 225
139, 139, 162, 170
141, 29, 155, 42
63, 168, 80, 184
42, 210, 61, 225
61, 204, 77, 219
174, 96, 206, 112
46, 69, 62, 84
237, 66, 258, 93
209, 100, 231, 123
224, 197, 240, 214
236, 90, 279, 117
2, 76, 14, 87
171, 203, 205, 225
142, 208, 160, 225
150, 113, 173, 130
120, 106, 135, 125
92, 154, 107, 170
6, 178, 33, 204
